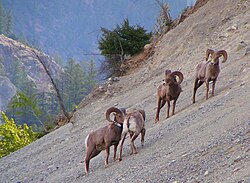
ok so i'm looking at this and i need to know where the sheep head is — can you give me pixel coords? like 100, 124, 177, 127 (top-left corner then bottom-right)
206, 49, 228, 64
106, 107, 124, 124
164, 70, 184, 85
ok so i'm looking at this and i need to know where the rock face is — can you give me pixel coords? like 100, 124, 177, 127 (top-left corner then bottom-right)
0, 35, 63, 109
0, 76, 16, 111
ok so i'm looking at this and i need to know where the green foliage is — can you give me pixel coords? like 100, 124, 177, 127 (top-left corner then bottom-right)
8, 92, 45, 129
82, 58, 97, 94
0, 0, 14, 37
6, 11, 14, 36
59, 57, 97, 111
0, 112, 38, 158
99, 18, 152, 76
4, 53, 98, 130
60, 58, 86, 111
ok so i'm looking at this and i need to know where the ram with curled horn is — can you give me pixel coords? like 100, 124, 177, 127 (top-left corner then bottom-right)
84, 107, 126, 174
192, 49, 228, 103
155, 69, 184, 123
118, 108, 146, 161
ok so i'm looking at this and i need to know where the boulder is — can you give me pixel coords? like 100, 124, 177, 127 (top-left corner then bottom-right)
0, 76, 16, 111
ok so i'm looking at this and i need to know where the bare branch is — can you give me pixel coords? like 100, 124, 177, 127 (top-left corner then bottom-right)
33, 50, 71, 121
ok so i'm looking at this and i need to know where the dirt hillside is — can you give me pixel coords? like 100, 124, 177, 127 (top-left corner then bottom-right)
0, 0, 249, 182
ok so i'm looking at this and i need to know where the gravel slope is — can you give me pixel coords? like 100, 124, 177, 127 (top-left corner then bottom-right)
0, 0, 250, 182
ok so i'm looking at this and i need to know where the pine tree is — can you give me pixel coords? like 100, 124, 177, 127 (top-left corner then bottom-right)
99, 18, 152, 76
6, 11, 14, 37
83, 58, 97, 94
0, 0, 7, 34
62, 58, 86, 110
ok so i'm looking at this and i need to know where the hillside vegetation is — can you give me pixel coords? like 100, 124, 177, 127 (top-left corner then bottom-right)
0, 0, 250, 182
2, 0, 189, 60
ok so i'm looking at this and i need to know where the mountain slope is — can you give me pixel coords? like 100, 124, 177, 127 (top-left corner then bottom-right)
0, 0, 250, 182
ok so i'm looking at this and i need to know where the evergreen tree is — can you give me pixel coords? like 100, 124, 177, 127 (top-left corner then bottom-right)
6, 11, 14, 37
83, 58, 97, 94
99, 18, 152, 76
61, 58, 86, 110
0, 0, 7, 35
0, 56, 5, 75
7, 92, 44, 129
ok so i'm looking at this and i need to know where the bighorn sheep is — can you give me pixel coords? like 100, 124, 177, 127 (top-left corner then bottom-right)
84, 107, 126, 174
155, 70, 184, 123
192, 49, 228, 103
118, 109, 146, 161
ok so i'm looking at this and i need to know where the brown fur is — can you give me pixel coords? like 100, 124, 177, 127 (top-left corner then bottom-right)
84, 107, 126, 174
192, 49, 228, 103
118, 109, 146, 161
155, 70, 184, 123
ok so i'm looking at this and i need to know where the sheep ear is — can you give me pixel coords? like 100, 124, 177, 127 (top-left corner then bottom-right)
171, 71, 184, 84
217, 50, 228, 63
165, 69, 172, 76
206, 49, 214, 61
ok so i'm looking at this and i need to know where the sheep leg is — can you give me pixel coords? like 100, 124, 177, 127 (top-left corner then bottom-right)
172, 99, 177, 116
85, 148, 101, 174
131, 133, 139, 154
212, 78, 217, 96
113, 143, 118, 161
166, 100, 170, 118
141, 128, 146, 147
119, 132, 127, 161
193, 79, 204, 103
205, 79, 210, 100
129, 133, 134, 155
105, 145, 110, 167
160, 99, 166, 109
193, 78, 199, 103
155, 96, 162, 123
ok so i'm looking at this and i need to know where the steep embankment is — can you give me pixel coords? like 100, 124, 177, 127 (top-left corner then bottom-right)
0, 0, 249, 182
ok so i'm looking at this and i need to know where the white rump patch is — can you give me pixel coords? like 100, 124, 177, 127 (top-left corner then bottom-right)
85, 134, 89, 148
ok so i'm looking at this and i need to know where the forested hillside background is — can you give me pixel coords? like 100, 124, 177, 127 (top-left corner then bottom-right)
2, 0, 195, 61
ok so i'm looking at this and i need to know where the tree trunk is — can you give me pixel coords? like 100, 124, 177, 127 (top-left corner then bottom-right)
33, 51, 71, 121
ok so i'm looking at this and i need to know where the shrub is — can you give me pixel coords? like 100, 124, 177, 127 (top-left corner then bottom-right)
99, 18, 152, 76
0, 112, 38, 158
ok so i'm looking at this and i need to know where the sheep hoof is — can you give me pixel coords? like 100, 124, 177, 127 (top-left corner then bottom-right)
105, 163, 108, 168
118, 158, 122, 161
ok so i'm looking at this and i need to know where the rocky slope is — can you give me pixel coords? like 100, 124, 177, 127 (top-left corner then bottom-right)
0, 0, 249, 182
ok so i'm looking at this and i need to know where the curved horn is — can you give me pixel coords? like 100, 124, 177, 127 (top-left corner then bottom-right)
171, 71, 184, 84
105, 107, 123, 122
138, 109, 146, 121
216, 50, 228, 63
206, 49, 215, 61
